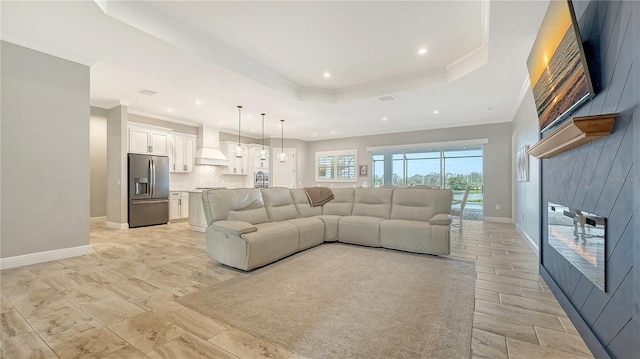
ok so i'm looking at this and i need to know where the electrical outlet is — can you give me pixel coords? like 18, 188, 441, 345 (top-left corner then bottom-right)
496, 204, 500, 210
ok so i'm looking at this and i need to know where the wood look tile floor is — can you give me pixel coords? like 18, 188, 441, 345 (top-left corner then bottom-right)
0, 220, 594, 359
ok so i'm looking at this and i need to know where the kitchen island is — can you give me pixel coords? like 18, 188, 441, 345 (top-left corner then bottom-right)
187, 189, 208, 232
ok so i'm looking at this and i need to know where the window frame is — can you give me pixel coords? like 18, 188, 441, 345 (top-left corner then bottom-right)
315, 149, 358, 182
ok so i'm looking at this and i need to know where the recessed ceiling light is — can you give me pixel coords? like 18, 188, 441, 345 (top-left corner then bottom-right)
331, 130, 336, 134
418, 48, 428, 55
139, 89, 157, 96
194, 100, 202, 105
167, 108, 174, 112
250, 128, 255, 132
382, 117, 388, 121
433, 110, 439, 114
312, 133, 317, 136
323, 72, 331, 78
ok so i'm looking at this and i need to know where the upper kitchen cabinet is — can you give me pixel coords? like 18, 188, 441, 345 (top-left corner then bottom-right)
222, 141, 249, 175
170, 133, 196, 173
128, 124, 171, 156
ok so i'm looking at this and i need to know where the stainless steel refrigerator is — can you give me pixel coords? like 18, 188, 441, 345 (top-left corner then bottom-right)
128, 153, 170, 228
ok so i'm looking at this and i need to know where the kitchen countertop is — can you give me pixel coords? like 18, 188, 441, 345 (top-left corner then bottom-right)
170, 187, 231, 193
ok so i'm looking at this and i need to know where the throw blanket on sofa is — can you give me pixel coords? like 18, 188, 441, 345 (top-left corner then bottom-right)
303, 187, 334, 207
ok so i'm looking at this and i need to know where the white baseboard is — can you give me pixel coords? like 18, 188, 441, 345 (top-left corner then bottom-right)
0, 245, 92, 270
516, 222, 539, 256
483, 216, 512, 223
188, 224, 206, 233
105, 221, 129, 230
90, 216, 106, 223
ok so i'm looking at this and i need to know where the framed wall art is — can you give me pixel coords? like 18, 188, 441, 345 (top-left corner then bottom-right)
516, 145, 529, 182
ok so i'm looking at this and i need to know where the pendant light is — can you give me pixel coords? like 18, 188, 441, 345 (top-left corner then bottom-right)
277, 119, 288, 162
258, 113, 268, 161
234, 105, 245, 158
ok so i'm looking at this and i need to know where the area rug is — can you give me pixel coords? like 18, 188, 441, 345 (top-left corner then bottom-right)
179, 243, 475, 359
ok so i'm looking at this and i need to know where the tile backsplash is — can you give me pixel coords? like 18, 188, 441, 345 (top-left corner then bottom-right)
169, 165, 245, 190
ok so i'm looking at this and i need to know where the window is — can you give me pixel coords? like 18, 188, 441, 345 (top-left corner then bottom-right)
370, 143, 484, 219
316, 150, 357, 182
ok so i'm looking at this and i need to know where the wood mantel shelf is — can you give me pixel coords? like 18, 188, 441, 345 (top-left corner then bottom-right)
528, 113, 617, 159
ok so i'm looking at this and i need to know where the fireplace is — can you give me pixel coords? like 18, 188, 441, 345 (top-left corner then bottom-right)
547, 202, 606, 291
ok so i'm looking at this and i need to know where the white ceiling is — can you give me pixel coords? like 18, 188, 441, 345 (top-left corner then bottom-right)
1, 0, 549, 141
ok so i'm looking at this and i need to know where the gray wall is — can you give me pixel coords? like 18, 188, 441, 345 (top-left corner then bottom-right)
90, 107, 108, 217
540, 1, 637, 358
106, 105, 128, 225
1, 41, 90, 257
304, 122, 513, 220
512, 88, 541, 249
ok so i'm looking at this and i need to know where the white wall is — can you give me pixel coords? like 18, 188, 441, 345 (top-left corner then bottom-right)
511, 87, 541, 251
1, 41, 90, 258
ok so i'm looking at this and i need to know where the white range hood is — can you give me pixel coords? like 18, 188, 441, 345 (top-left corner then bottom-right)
195, 125, 229, 166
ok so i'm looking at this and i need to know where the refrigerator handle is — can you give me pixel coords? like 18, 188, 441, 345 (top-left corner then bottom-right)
153, 160, 156, 196
149, 159, 154, 197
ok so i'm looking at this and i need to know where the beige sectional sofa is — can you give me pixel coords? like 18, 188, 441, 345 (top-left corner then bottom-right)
201, 187, 453, 271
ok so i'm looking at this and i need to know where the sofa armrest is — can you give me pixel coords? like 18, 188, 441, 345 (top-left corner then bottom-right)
210, 220, 257, 236
430, 213, 452, 226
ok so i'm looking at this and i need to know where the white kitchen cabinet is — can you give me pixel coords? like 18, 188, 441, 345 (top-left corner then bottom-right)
180, 192, 189, 218
170, 133, 196, 173
222, 141, 249, 175
188, 191, 207, 232
169, 191, 189, 220
169, 192, 181, 220
247, 144, 270, 169
128, 124, 171, 156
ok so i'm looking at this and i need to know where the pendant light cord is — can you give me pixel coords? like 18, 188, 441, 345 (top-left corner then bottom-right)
237, 105, 242, 145
261, 113, 265, 150
280, 120, 285, 153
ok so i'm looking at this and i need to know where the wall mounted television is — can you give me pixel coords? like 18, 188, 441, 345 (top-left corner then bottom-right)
527, 0, 595, 133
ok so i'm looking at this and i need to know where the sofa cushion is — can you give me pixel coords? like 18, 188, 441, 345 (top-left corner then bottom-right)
202, 188, 269, 225
322, 188, 355, 216
290, 189, 322, 217
338, 215, 383, 247
241, 222, 299, 269
351, 188, 394, 219
284, 217, 325, 250
380, 219, 449, 254
261, 187, 298, 222
317, 215, 341, 242
381, 219, 449, 255
390, 188, 453, 221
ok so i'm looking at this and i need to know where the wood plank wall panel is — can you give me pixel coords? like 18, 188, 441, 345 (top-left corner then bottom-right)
633, 1, 640, 357
540, 1, 636, 358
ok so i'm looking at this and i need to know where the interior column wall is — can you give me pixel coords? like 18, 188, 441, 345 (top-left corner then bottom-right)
106, 105, 128, 228
90, 107, 108, 218
0, 41, 90, 258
